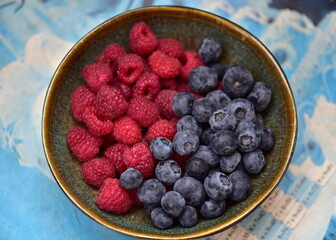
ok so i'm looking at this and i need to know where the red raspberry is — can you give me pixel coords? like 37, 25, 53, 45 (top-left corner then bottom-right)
96, 43, 126, 65
128, 189, 143, 207
67, 126, 103, 162
129, 21, 158, 56
101, 134, 117, 149
149, 51, 181, 79
82, 63, 114, 92
71, 85, 95, 122
160, 78, 177, 90
157, 38, 184, 58
82, 107, 114, 136
179, 51, 204, 81
133, 71, 160, 100
117, 54, 144, 85
95, 85, 128, 120
96, 178, 133, 213
114, 80, 133, 100
146, 119, 177, 142
103, 143, 130, 175
123, 142, 155, 179
172, 151, 190, 171
112, 116, 142, 145
127, 96, 159, 127
81, 158, 116, 187
154, 89, 178, 119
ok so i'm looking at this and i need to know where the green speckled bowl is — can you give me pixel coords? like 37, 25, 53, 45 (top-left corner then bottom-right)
42, 6, 297, 240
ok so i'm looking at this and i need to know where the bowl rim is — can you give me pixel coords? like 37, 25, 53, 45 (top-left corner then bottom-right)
42, 5, 297, 240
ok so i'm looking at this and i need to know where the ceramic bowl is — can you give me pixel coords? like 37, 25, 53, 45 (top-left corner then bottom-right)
42, 6, 297, 239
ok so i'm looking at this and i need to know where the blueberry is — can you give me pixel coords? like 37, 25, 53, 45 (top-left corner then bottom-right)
188, 66, 218, 94
247, 82, 272, 112
138, 179, 166, 205
235, 121, 261, 152
178, 205, 198, 228
204, 172, 232, 201
172, 130, 199, 156
192, 98, 214, 123
192, 145, 220, 168
120, 168, 143, 189
206, 90, 231, 110
173, 176, 206, 206
259, 126, 275, 152
209, 108, 238, 132
198, 36, 223, 63
177, 115, 203, 137
255, 113, 264, 131
150, 137, 173, 160
201, 128, 214, 146
229, 170, 251, 202
185, 157, 210, 181
151, 208, 174, 229
241, 149, 266, 174
199, 199, 226, 219
219, 151, 241, 173
208, 61, 228, 80
155, 160, 182, 186
222, 65, 254, 98
161, 191, 186, 217
172, 92, 196, 117
225, 98, 256, 122
210, 130, 238, 155
208, 167, 223, 176
144, 204, 160, 216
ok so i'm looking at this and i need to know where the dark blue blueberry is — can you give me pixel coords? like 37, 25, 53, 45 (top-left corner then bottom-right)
255, 113, 264, 131
144, 203, 160, 216
172, 130, 199, 156
208, 167, 223, 176
209, 61, 228, 80
209, 108, 238, 132
206, 90, 231, 110
228, 170, 251, 202
138, 179, 166, 205
192, 98, 215, 123
219, 151, 241, 173
225, 98, 256, 122
161, 191, 186, 217
198, 36, 223, 63
210, 130, 238, 156
204, 172, 232, 201
172, 92, 196, 117
192, 145, 220, 168
120, 167, 143, 189
178, 205, 198, 228
151, 208, 174, 229
201, 128, 214, 146
235, 121, 261, 152
199, 199, 226, 219
259, 126, 275, 152
188, 66, 218, 94
150, 137, 173, 160
177, 115, 203, 137
242, 149, 266, 174
173, 176, 206, 207
185, 157, 210, 181
155, 160, 182, 186
247, 82, 272, 112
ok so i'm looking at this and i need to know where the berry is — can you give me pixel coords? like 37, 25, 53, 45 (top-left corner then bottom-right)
71, 85, 95, 122
120, 167, 144, 189
149, 51, 181, 78
229, 170, 251, 202
236, 122, 261, 153
185, 157, 210, 181
144, 204, 160, 216
151, 208, 174, 229
198, 36, 222, 63
188, 66, 218, 94
112, 116, 142, 145
192, 145, 219, 168
82, 107, 114, 136
96, 43, 126, 65
206, 90, 231, 110
155, 160, 182, 186
117, 54, 144, 85
199, 199, 226, 219
191, 98, 214, 123
95, 85, 128, 120
259, 126, 275, 152
241, 149, 266, 174
200, 128, 214, 146
129, 21, 158, 56
172, 130, 199, 156
179, 51, 204, 81
154, 89, 178, 119
103, 143, 129, 175
172, 92, 195, 117
157, 38, 184, 58
178, 205, 198, 228
161, 191, 186, 217
96, 178, 132, 213
173, 176, 205, 206
138, 178, 166, 205
146, 119, 177, 142
127, 96, 159, 127
115, 80, 133, 100
177, 115, 202, 137
225, 98, 256, 122
209, 108, 238, 132
210, 130, 238, 156
133, 71, 160, 100
255, 113, 264, 131
247, 82, 272, 112
160, 78, 177, 90
172, 151, 191, 171
219, 151, 241, 173
81, 158, 115, 187
150, 137, 173, 161
82, 63, 114, 92
209, 61, 228, 80
204, 172, 232, 201
128, 189, 143, 207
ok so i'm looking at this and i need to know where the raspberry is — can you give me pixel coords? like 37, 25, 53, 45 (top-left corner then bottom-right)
96, 43, 126, 65
160, 78, 177, 90
129, 22, 158, 56
103, 143, 130, 175
71, 85, 95, 122
146, 119, 177, 142
96, 178, 133, 213
128, 189, 143, 207
133, 71, 160, 100
157, 38, 184, 58
112, 116, 142, 145
172, 151, 191, 171
95, 85, 128, 120
123, 142, 155, 179
127, 96, 159, 127
81, 158, 116, 187
179, 51, 204, 81
154, 89, 178, 119
114, 80, 133, 100
82, 107, 114, 136
67, 126, 103, 162
82, 63, 114, 92
117, 54, 144, 85
149, 51, 181, 79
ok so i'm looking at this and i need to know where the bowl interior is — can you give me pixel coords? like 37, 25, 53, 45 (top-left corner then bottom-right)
42, 6, 297, 240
